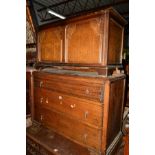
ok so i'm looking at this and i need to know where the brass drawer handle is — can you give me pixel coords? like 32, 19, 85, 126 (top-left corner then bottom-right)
45, 98, 48, 104
84, 111, 89, 119
40, 81, 43, 87
70, 104, 76, 108
58, 96, 63, 100
40, 97, 43, 103
83, 134, 88, 142
85, 89, 89, 94
58, 96, 63, 104
40, 115, 43, 121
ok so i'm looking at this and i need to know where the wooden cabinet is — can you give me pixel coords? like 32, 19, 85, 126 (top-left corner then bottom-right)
38, 8, 127, 66
31, 70, 125, 154
27, 7, 127, 155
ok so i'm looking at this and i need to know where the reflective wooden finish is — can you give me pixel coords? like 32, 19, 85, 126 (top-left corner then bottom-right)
32, 70, 126, 154
37, 8, 127, 66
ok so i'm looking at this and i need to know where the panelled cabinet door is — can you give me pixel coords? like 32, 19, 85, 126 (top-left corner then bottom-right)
38, 26, 63, 62
65, 17, 104, 64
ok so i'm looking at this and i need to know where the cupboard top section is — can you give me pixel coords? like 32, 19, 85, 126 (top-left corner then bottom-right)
37, 7, 127, 66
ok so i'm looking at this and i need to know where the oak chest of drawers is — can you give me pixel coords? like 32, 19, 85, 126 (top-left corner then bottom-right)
27, 7, 127, 155
30, 69, 125, 154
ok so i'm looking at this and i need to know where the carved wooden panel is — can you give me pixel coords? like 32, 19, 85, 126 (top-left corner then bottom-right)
38, 26, 63, 62
65, 18, 104, 63
108, 18, 124, 64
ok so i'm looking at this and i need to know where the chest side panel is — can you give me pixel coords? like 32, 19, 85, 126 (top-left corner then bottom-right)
108, 18, 124, 64
106, 78, 125, 148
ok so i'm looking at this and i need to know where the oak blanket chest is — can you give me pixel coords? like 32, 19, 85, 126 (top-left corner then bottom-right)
27, 69, 125, 155
36, 7, 127, 76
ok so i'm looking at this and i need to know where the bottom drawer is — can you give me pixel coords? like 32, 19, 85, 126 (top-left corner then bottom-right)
34, 106, 101, 151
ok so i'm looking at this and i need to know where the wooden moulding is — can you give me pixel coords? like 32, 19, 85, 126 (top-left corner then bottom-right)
26, 67, 37, 121
26, 71, 31, 116
37, 7, 127, 67
34, 62, 124, 76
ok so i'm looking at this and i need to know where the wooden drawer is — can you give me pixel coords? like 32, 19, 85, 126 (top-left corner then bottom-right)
34, 106, 101, 151
27, 124, 101, 155
34, 87, 103, 127
34, 72, 104, 102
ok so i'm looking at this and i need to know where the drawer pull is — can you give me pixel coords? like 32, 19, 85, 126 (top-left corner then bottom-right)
84, 111, 89, 119
46, 98, 48, 104
40, 81, 43, 87
83, 134, 88, 142
40, 115, 43, 121
85, 89, 89, 94
58, 96, 63, 100
70, 104, 76, 108
53, 148, 58, 152
40, 97, 43, 103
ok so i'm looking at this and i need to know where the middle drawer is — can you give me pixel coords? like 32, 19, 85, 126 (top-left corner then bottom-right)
34, 87, 103, 128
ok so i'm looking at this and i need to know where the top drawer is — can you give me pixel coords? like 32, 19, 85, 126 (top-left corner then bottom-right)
34, 72, 104, 103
